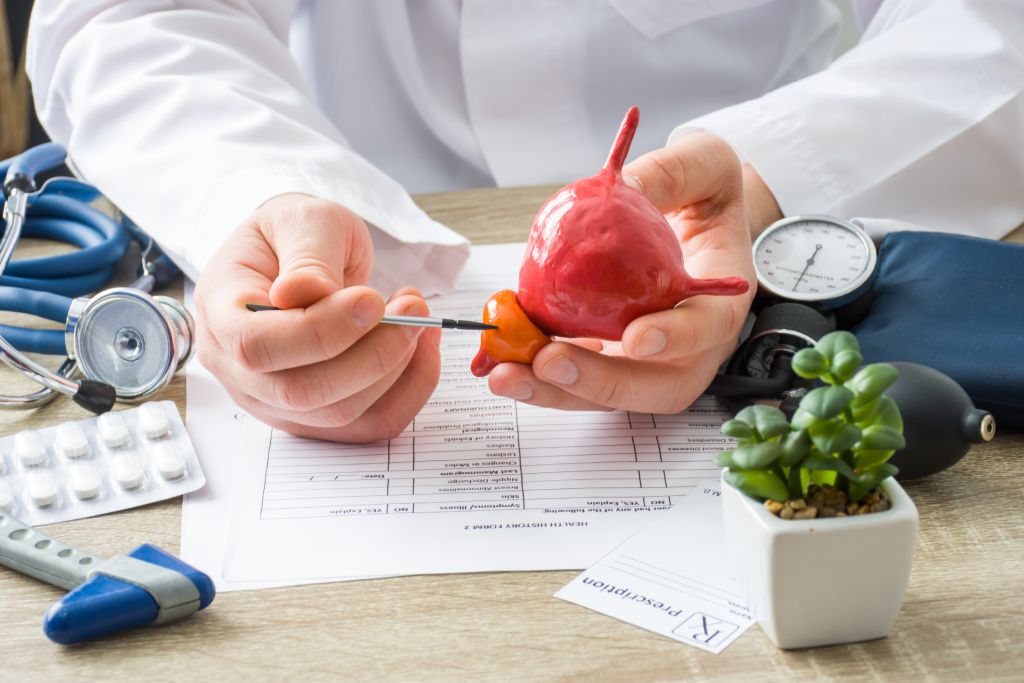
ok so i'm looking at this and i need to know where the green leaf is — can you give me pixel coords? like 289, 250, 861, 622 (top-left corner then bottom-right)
723, 469, 789, 502
816, 331, 860, 362
856, 425, 905, 452
790, 408, 818, 431
873, 395, 904, 431
800, 385, 855, 421
720, 419, 754, 440
714, 450, 735, 468
852, 395, 881, 424
848, 463, 899, 503
802, 452, 857, 480
731, 442, 782, 469
808, 420, 862, 455
830, 349, 863, 382
848, 363, 900, 404
735, 404, 791, 440
809, 469, 835, 486
852, 395, 904, 432
792, 348, 828, 379
779, 430, 811, 467
853, 449, 894, 470
861, 462, 899, 485
786, 464, 804, 499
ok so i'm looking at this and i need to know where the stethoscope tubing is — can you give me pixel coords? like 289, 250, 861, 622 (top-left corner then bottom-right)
1, 193, 129, 294
0, 168, 85, 404
4, 142, 67, 180
0, 287, 72, 355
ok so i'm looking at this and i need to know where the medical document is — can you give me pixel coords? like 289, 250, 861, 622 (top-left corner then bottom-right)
556, 479, 753, 654
218, 243, 731, 584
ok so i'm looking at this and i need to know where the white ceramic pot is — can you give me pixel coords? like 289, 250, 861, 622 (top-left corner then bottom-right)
721, 473, 918, 649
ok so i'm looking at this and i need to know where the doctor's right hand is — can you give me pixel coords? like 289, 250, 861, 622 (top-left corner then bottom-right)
193, 193, 442, 443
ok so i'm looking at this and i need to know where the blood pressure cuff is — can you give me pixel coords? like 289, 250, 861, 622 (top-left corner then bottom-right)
852, 231, 1024, 428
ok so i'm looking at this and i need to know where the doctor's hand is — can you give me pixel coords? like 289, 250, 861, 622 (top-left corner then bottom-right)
194, 193, 441, 442
488, 133, 781, 413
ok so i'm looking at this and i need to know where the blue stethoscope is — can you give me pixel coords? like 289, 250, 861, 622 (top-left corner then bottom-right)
0, 143, 194, 414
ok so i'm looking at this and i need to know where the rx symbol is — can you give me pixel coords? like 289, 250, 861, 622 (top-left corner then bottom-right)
675, 612, 738, 646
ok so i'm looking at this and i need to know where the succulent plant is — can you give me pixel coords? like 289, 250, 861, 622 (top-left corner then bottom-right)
715, 331, 905, 506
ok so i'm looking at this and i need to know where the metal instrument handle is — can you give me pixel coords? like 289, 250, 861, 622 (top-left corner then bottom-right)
0, 511, 101, 590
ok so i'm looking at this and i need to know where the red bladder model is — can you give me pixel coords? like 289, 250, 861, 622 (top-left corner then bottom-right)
471, 107, 749, 378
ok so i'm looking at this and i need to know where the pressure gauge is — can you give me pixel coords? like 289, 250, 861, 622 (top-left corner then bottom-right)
752, 215, 877, 308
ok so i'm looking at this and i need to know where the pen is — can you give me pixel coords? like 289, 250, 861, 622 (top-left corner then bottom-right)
244, 304, 497, 331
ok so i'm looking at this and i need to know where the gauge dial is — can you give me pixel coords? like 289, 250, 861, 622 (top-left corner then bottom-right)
752, 215, 877, 305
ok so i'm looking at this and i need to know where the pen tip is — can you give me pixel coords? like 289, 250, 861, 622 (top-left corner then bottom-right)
462, 321, 498, 331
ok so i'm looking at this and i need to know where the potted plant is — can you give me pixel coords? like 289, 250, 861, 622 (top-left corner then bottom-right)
717, 331, 918, 649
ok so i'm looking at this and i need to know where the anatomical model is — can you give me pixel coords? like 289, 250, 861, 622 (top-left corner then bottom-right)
471, 107, 748, 378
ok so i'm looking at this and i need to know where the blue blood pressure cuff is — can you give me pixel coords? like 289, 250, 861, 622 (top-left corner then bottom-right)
852, 231, 1024, 428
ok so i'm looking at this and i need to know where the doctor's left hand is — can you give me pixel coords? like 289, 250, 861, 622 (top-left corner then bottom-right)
487, 133, 779, 413
194, 193, 441, 442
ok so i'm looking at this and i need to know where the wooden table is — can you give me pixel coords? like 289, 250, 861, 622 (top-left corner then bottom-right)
1, 186, 1022, 682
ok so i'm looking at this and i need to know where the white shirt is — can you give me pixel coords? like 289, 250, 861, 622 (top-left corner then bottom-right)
26, 0, 1024, 296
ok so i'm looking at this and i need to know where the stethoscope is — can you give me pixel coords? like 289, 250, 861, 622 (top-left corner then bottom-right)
0, 143, 194, 414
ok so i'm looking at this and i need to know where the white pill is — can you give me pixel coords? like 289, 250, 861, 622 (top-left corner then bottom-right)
97, 413, 131, 449
0, 479, 13, 512
112, 452, 144, 490
138, 403, 171, 439
14, 431, 47, 466
70, 462, 102, 500
26, 470, 58, 507
56, 422, 91, 459
153, 443, 186, 480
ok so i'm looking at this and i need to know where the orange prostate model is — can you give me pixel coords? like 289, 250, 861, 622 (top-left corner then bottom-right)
470, 290, 551, 378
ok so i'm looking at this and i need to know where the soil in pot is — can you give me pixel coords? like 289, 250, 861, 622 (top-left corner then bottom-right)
763, 484, 891, 520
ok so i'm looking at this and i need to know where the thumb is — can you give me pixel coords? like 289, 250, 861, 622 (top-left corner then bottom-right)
622, 133, 742, 215
259, 195, 373, 309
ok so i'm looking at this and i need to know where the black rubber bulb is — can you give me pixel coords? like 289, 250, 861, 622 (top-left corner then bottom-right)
884, 362, 996, 480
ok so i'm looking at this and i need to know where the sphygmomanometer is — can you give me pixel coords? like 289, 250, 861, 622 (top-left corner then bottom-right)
709, 214, 1020, 480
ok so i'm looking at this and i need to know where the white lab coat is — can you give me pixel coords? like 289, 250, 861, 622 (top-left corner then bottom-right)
26, 0, 1024, 296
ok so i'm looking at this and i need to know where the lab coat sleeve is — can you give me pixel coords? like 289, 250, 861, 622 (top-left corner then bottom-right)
674, 0, 1024, 242
26, 0, 469, 295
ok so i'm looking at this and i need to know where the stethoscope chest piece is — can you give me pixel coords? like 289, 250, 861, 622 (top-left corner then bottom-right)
65, 288, 195, 401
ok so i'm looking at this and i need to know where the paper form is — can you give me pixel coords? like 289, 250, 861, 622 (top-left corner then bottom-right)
260, 405, 727, 519
181, 284, 315, 591
555, 479, 754, 654
181, 297, 390, 591
221, 243, 732, 584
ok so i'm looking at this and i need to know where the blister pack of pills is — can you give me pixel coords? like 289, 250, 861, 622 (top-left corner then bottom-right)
0, 401, 205, 526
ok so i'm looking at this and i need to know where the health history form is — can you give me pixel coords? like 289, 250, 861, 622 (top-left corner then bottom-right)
223, 243, 731, 583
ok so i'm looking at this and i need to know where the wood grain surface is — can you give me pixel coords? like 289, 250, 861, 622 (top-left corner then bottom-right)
0, 186, 1021, 682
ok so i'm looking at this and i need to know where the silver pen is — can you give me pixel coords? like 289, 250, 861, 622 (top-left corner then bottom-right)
244, 304, 497, 331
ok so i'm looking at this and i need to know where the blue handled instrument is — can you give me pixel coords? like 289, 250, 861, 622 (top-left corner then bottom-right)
0, 511, 214, 644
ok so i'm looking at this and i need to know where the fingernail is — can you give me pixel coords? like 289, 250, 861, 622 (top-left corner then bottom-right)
636, 327, 667, 357
540, 355, 579, 386
623, 174, 644, 193
353, 295, 382, 329
503, 382, 534, 401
